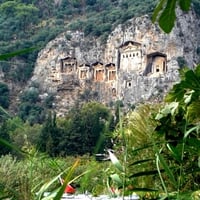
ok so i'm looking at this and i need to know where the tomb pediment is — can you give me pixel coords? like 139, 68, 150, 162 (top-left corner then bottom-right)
119, 41, 141, 52
92, 61, 103, 67
79, 63, 90, 68
105, 63, 115, 67
147, 52, 166, 58
105, 63, 116, 70
61, 56, 76, 61
119, 41, 141, 48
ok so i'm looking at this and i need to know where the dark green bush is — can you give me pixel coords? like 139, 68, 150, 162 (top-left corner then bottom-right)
177, 56, 187, 68
0, 82, 9, 108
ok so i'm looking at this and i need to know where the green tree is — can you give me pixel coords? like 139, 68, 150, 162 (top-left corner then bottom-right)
18, 88, 46, 124
38, 112, 63, 156
20, 88, 39, 104
79, 102, 112, 154
0, 82, 9, 109
15, 3, 39, 32
0, 1, 18, 16
38, 102, 113, 156
0, 117, 41, 151
0, 1, 39, 33
0, 122, 12, 155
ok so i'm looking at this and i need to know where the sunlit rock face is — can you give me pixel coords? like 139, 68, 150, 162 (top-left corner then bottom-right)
30, 9, 200, 115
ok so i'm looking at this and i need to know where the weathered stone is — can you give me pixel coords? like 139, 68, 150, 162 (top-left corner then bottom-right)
30, 9, 200, 115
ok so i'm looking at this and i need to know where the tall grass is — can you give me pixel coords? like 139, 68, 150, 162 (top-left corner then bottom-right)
0, 150, 87, 200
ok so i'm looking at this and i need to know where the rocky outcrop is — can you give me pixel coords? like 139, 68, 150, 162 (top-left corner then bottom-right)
30, 9, 200, 115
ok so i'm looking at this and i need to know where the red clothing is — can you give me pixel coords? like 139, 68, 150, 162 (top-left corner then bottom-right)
65, 184, 76, 194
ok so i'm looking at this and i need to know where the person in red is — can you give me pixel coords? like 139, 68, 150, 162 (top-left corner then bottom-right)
59, 176, 76, 194
64, 184, 76, 194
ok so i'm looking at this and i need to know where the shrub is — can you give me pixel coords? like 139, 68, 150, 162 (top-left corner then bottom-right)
177, 56, 187, 68
0, 82, 9, 108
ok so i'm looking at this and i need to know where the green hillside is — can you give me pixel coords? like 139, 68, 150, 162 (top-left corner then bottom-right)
0, 0, 160, 83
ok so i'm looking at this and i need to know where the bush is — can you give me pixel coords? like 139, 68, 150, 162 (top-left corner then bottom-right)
177, 56, 187, 68
20, 88, 39, 104
0, 82, 9, 108
38, 102, 114, 156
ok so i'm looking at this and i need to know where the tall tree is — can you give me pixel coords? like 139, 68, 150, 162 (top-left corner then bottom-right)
0, 122, 11, 155
38, 112, 62, 156
0, 82, 9, 109
79, 102, 111, 154
15, 3, 39, 32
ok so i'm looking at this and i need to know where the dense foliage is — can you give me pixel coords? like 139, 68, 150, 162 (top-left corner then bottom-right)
110, 65, 200, 199
18, 87, 46, 124
0, 82, 9, 109
0, 101, 114, 157
38, 102, 114, 156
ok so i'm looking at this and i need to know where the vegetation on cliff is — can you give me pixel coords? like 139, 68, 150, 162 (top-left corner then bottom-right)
0, 0, 199, 83
0, 0, 157, 83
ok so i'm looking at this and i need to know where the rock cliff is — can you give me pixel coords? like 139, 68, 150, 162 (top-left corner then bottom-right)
30, 9, 200, 115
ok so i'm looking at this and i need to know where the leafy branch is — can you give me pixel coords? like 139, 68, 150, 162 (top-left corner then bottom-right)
152, 0, 191, 33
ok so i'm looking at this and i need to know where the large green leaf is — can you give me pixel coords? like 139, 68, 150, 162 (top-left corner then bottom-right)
129, 169, 165, 178
158, 0, 176, 33
194, 64, 200, 78
108, 150, 123, 172
0, 137, 25, 155
36, 159, 89, 200
179, 0, 191, 11
187, 101, 200, 122
184, 70, 200, 88
152, 0, 167, 23
152, 0, 192, 33
155, 102, 179, 120
130, 188, 158, 192
110, 174, 123, 185
165, 84, 185, 102
166, 66, 200, 105
0, 47, 37, 60
156, 152, 177, 188
184, 125, 200, 139
36, 174, 62, 200
166, 143, 181, 163
54, 159, 80, 200
183, 90, 194, 104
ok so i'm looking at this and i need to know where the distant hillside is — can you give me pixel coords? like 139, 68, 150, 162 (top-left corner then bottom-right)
0, 0, 159, 83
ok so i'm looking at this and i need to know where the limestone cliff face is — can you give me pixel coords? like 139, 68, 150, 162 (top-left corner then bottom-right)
30, 9, 200, 115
